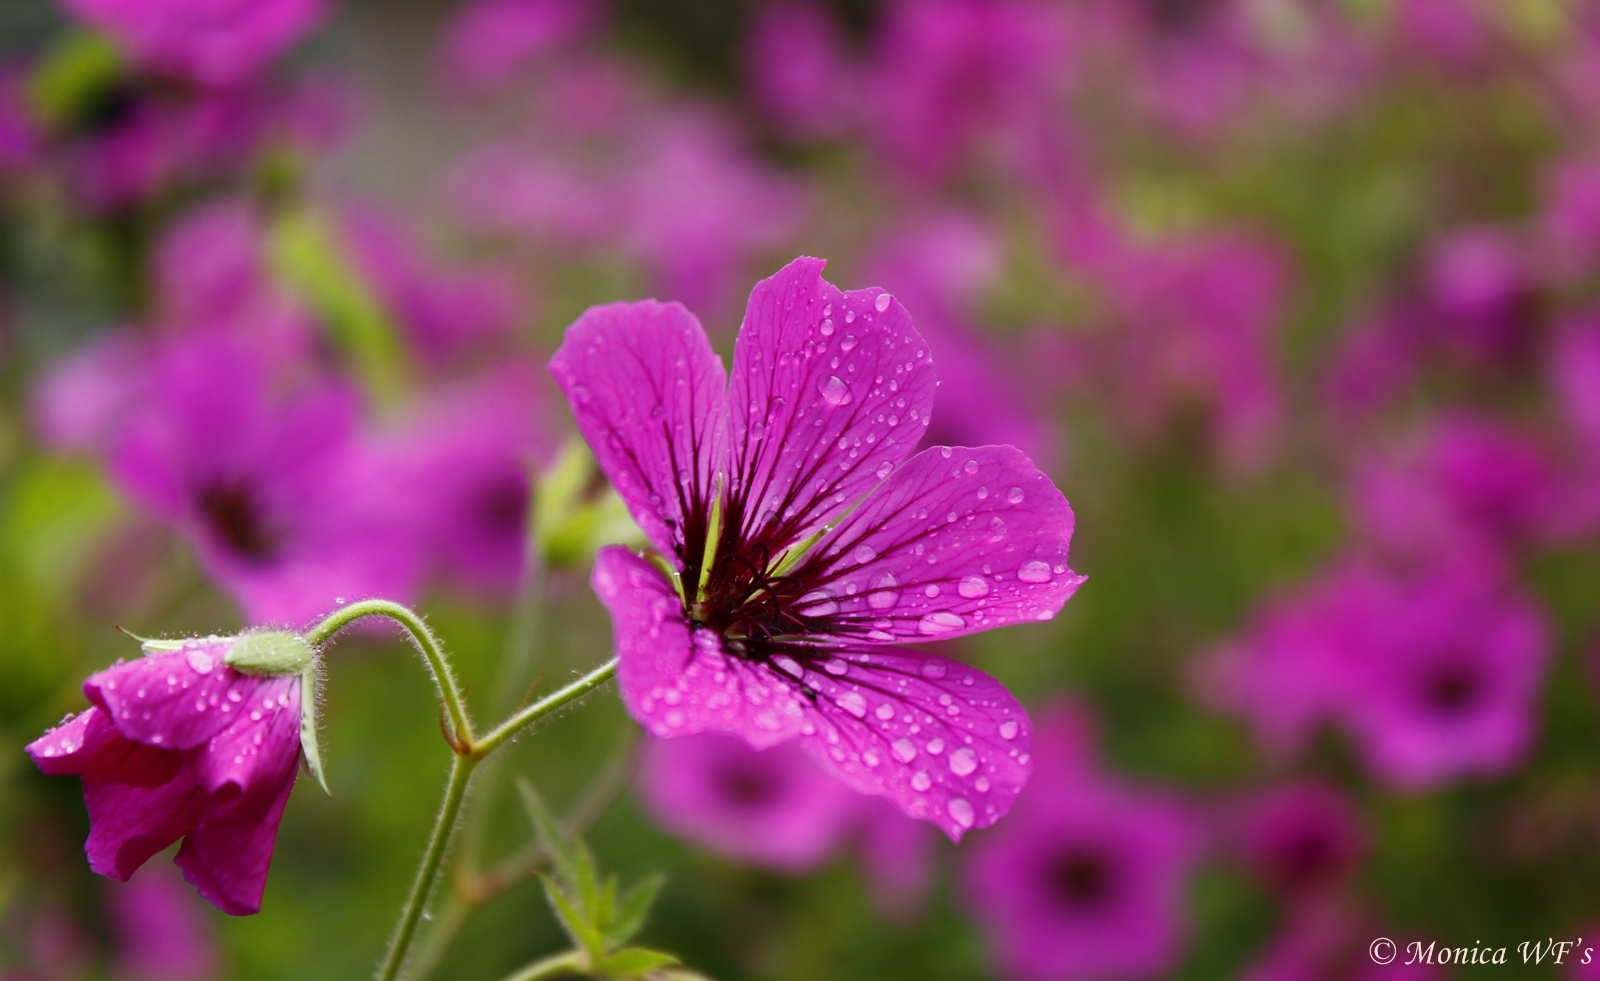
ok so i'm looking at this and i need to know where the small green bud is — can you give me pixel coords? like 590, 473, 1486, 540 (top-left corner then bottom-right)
224, 630, 316, 677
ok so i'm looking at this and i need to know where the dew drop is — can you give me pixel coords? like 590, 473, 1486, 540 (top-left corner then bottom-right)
876, 703, 896, 721
926, 738, 945, 755
821, 318, 835, 335
891, 738, 917, 763
999, 720, 1019, 740
876, 461, 893, 479
958, 576, 990, 599
1018, 560, 1053, 583
919, 661, 947, 680
853, 543, 878, 564
918, 612, 964, 635
924, 583, 940, 598
838, 691, 868, 718
186, 650, 215, 674
1007, 486, 1024, 504
948, 748, 978, 776
824, 658, 849, 676
948, 798, 975, 828
911, 771, 932, 792
820, 375, 853, 406
841, 334, 858, 351
867, 572, 900, 609
797, 591, 839, 616
963, 460, 979, 474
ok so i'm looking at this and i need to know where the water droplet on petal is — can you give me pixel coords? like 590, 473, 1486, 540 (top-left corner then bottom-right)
820, 375, 853, 406
876, 703, 896, 721
919, 661, 947, 680
186, 650, 215, 674
958, 576, 990, 599
924, 584, 940, 598
876, 293, 892, 312
949, 748, 978, 776
911, 771, 932, 792
854, 543, 878, 564
838, 691, 867, 717
926, 738, 945, 754
841, 334, 858, 351
797, 591, 839, 616
891, 738, 917, 762
1018, 560, 1053, 583
867, 572, 900, 610
948, 798, 975, 828
918, 612, 964, 635
824, 658, 849, 676
876, 461, 893, 479
963, 460, 978, 474
999, 720, 1019, 740
1007, 486, 1024, 504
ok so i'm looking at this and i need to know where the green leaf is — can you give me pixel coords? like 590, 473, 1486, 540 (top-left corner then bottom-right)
595, 947, 679, 978
539, 875, 602, 962
605, 874, 664, 949
596, 874, 618, 939
572, 837, 601, 921
516, 777, 577, 887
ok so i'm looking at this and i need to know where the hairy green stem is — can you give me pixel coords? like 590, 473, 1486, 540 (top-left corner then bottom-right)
471, 659, 618, 758
497, 950, 587, 981
307, 599, 472, 746
377, 755, 473, 981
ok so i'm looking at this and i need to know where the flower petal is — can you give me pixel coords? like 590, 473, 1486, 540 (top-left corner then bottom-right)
85, 643, 263, 750
198, 674, 302, 797
777, 644, 1032, 842
592, 546, 807, 747
725, 257, 936, 548
550, 301, 728, 564
176, 766, 297, 915
82, 756, 207, 881
794, 444, 1082, 642
28, 707, 146, 777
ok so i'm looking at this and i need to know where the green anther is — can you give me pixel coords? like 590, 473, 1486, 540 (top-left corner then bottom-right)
695, 477, 723, 603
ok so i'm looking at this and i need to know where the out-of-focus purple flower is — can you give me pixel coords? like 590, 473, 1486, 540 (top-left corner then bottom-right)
27, 634, 309, 915
341, 206, 528, 365
380, 364, 548, 595
1554, 315, 1600, 453
1064, 214, 1288, 470
1205, 558, 1551, 790
63, 0, 326, 88
1321, 308, 1423, 432
68, 100, 169, 212
855, 794, 935, 918
744, 1, 862, 141
638, 732, 860, 871
557, 257, 1083, 839
1423, 226, 1544, 368
1542, 155, 1600, 275
0, 65, 41, 172
1351, 412, 1557, 561
110, 867, 220, 980
440, 0, 601, 96
1238, 780, 1365, 900
109, 334, 420, 626
1392, 0, 1498, 70
31, 330, 150, 454
1242, 904, 1446, 981
866, 0, 1073, 187
963, 706, 1201, 981
867, 214, 1058, 467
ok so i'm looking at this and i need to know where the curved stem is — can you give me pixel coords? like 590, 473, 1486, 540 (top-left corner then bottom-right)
471, 659, 618, 759
307, 599, 473, 747
376, 755, 474, 981
497, 950, 586, 981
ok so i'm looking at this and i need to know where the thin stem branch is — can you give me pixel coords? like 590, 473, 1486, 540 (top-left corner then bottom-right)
307, 599, 473, 747
376, 755, 474, 981
471, 659, 618, 759
496, 949, 587, 981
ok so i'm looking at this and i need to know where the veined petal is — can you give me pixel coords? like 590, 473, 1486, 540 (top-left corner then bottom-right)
774, 645, 1032, 842
794, 444, 1081, 642
593, 547, 807, 747
177, 768, 297, 916
198, 674, 302, 798
550, 301, 728, 565
85, 642, 263, 751
28, 707, 153, 778
726, 257, 936, 550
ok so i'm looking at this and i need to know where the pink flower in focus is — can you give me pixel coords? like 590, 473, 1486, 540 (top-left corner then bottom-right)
638, 733, 860, 872
440, 0, 601, 96
110, 867, 220, 980
27, 633, 313, 915
963, 706, 1201, 981
555, 257, 1083, 839
109, 334, 420, 626
63, 0, 326, 88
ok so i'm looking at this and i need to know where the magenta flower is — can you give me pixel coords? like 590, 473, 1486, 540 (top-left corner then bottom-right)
1238, 780, 1365, 900
555, 257, 1081, 839
26, 632, 318, 915
743, 1, 863, 142
63, 0, 326, 88
110, 867, 220, 981
963, 707, 1201, 981
110, 334, 420, 626
440, 0, 600, 96
638, 732, 860, 871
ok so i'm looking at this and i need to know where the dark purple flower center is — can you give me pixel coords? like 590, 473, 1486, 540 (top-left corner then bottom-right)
1265, 827, 1343, 893
1146, 0, 1216, 34
1420, 661, 1483, 717
473, 472, 530, 540
196, 480, 281, 563
1043, 847, 1119, 913
716, 760, 781, 807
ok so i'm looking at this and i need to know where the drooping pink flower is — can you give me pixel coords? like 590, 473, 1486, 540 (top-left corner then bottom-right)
27, 633, 315, 915
110, 867, 220, 980
63, 0, 327, 88
380, 363, 549, 595
109, 334, 420, 626
440, 0, 601, 96
556, 257, 1082, 839
963, 706, 1201, 981
340, 206, 528, 366
638, 732, 860, 871
1237, 780, 1365, 900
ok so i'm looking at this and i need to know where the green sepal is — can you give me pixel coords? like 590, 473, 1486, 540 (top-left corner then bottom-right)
605, 874, 664, 948
299, 665, 330, 796
596, 947, 680, 978
224, 631, 315, 677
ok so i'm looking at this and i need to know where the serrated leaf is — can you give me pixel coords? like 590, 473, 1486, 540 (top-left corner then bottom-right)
596, 947, 679, 978
539, 875, 602, 960
517, 777, 577, 887
606, 874, 664, 949
299, 666, 329, 796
